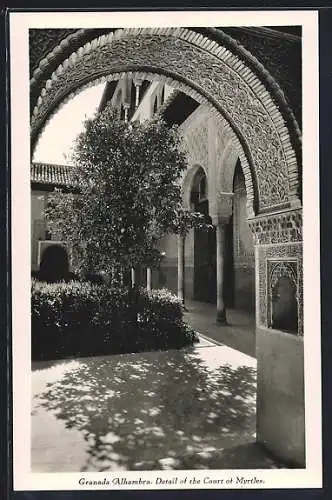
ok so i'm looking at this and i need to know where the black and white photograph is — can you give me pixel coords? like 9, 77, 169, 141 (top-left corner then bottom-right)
10, 9, 321, 491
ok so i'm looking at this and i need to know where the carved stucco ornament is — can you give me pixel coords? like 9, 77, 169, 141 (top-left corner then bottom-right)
30, 28, 301, 215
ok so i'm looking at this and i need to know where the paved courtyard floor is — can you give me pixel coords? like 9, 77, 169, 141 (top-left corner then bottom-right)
31, 336, 281, 472
184, 301, 256, 358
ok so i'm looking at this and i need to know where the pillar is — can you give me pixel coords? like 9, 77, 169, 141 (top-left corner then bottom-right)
146, 267, 152, 291
134, 79, 142, 108
215, 221, 227, 324
131, 267, 136, 288
123, 103, 130, 122
213, 194, 233, 324
250, 210, 305, 466
177, 234, 185, 304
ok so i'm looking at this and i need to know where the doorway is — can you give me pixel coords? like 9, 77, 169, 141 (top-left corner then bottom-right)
39, 244, 69, 282
191, 168, 216, 303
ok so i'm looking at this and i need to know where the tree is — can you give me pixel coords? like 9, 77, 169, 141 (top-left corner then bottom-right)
45, 103, 206, 284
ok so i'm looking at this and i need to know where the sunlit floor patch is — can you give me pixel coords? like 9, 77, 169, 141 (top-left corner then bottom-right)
31, 343, 281, 472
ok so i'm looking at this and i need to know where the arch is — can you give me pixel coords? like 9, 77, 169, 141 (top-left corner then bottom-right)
181, 164, 208, 210
217, 136, 241, 195
190, 166, 208, 206
270, 261, 297, 292
30, 27, 301, 215
214, 133, 255, 219
188, 166, 216, 304
231, 160, 256, 311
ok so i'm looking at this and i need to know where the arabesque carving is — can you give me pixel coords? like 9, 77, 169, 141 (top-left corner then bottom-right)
30, 28, 301, 214
249, 209, 302, 245
257, 243, 303, 335
269, 261, 297, 292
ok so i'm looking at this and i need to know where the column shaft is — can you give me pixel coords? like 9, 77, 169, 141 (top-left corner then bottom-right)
177, 234, 185, 304
131, 267, 136, 288
216, 223, 227, 324
135, 84, 140, 108
146, 267, 152, 291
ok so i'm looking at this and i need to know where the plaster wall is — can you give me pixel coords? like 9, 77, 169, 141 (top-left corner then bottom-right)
31, 191, 47, 271
256, 326, 305, 466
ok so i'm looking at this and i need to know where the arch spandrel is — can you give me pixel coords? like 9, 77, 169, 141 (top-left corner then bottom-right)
30, 27, 302, 215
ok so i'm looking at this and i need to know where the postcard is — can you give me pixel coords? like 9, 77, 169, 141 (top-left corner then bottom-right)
9, 9, 321, 491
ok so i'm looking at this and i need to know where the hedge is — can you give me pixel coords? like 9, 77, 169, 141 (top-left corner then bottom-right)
31, 280, 198, 360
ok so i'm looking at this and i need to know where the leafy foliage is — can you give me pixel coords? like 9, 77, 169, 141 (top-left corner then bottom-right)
31, 280, 198, 360
45, 104, 206, 277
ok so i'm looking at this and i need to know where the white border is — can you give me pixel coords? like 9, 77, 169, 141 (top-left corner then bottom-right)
10, 10, 321, 491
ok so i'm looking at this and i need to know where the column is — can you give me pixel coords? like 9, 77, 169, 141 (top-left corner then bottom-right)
123, 103, 130, 122
146, 267, 152, 291
216, 221, 227, 324
177, 234, 185, 305
131, 267, 136, 288
134, 80, 142, 108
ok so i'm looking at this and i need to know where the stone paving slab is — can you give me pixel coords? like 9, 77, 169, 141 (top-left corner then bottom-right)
31, 342, 278, 472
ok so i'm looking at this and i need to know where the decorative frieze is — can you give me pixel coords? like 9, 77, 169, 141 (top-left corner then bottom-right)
249, 209, 302, 245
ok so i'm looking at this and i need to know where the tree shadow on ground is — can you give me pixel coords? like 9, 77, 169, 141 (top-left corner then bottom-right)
32, 349, 261, 471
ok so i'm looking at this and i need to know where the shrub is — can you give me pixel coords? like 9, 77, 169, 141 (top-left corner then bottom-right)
31, 280, 198, 361
136, 288, 197, 350
32, 280, 104, 359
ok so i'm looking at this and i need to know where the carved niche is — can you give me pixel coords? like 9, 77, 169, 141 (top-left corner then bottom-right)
268, 260, 299, 334
249, 209, 303, 334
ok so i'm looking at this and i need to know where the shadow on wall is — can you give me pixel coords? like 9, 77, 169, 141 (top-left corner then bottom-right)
32, 350, 259, 471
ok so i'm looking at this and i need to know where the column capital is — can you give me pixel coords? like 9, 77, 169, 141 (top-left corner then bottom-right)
133, 77, 143, 88
211, 191, 234, 226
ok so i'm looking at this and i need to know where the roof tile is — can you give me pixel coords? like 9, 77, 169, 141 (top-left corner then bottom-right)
31, 162, 73, 187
